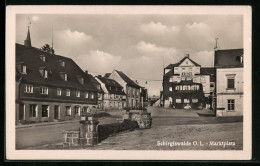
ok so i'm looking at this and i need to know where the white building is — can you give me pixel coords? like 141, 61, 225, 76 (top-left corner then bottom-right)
215, 49, 243, 117
163, 55, 215, 108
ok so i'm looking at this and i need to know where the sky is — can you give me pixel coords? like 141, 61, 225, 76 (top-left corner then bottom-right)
16, 14, 243, 96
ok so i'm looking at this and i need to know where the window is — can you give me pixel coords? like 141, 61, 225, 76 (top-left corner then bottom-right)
66, 106, 71, 116
42, 105, 49, 117
29, 104, 37, 117
227, 78, 235, 89
43, 70, 48, 78
97, 85, 100, 90
76, 91, 80, 97
59, 60, 65, 67
192, 99, 198, 103
184, 99, 190, 103
169, 87, 172, 91
203, 85, 206, 92
175, 86, 179, 90
180, 86, 183, 90
228, 99, 235, 111
176, 99, 181, 103
85, 92, 89, 98
169, 77, 173, 82
40, 87, 48, 95
57, 88, 61, 96
64, 74, 67, 81
210, 83, 214, 88
22, 65, 27, 74
66, 89, 70, 96
90, 92, 94, 99
40, 55, 46, 62
25, 85, 33, 93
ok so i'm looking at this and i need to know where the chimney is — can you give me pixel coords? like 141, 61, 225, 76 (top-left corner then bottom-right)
85, 70, 88, 74
186, 54, 190, 58
98, 75, 102, 77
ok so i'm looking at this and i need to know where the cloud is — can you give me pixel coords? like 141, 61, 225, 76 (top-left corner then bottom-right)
191, 50, 214, 67
31, 16, 39, 21
136, 41, 179, 57
140, 21, 180, 35
76, 50, 122, 74
60, 29, 92, 43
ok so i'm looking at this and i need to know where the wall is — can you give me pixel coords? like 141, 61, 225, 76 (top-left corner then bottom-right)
216, 68, 243, 94
216, 94, 243, 116
17, 100, 97, 124
216, 67, 243, 117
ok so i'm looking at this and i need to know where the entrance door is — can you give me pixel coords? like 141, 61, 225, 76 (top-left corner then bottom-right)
54, 105, 59, 119
19, 104, 25, 120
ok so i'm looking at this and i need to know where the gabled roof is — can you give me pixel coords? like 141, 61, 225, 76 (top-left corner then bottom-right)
115, 70, 141, 88
214, 49, 243, 67
96, 76, 126, 95
16, 43, 98, 91
164, 56, 201, 70
86, 73, 104, 93
96, 76, 123, 88
104, 73, 111, 78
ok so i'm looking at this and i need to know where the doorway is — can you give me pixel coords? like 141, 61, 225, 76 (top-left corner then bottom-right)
19, 104, 25, 120
54, 105, 60, 119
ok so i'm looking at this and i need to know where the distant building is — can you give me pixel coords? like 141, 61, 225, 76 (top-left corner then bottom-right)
108, 70, 141, 108
15, 27, 99, 125
95, 75, 126, 110
162, 55, 215, 109
86, 72, 104, 110
214, 49, 243, 116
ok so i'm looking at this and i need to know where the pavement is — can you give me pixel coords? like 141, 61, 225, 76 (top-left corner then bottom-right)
16, 106, 242, 149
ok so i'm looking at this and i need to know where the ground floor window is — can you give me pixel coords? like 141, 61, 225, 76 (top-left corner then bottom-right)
227, 99, 235, 111
29, 104, 37, 117
74, 106, 80, 116
42, 105, 49, 117
66, 106, 71, 116
184, 99, 190, 103
176, 99, 181, 103
192, 99, 198, 103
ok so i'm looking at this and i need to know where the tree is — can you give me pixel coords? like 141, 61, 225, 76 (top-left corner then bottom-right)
41, 44, 55, 54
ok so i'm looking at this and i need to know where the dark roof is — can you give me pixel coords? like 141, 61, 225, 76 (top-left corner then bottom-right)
96, 76, 126, 95
86, 74, 104, 93
164, 69, 173, 76
165, 56, 201, 70
200, 67, 215, 82
214, 49, 243, 67
115, 70, 141, 88
16, 43, 98, 91
96, 76, 123, 88
104, 73, 111, 78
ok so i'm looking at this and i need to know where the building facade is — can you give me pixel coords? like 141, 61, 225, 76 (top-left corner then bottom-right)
107, 70, 141, 109
163, 55, 215, 109
215, 49, 243, 117
15, 28, 99, 125
86, 72, 104, 110
95, 76, 126, 110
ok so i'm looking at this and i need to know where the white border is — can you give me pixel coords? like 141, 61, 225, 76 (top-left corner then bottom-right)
6, 5, 252, 160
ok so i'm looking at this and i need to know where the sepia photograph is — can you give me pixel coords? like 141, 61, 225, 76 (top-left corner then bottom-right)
6, 5, 252, 160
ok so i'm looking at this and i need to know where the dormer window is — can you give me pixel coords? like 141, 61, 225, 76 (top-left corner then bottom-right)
76, 75, 84, 84
39, 67, 48, 78
17, 62, 27, 74
40, 55, 46, 62
60, 72, 68, 81
44, 69, 48, 78
59, 60, 65, 67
